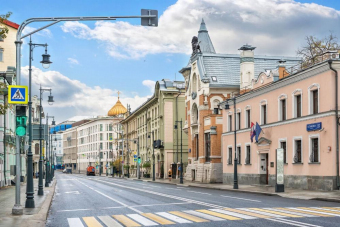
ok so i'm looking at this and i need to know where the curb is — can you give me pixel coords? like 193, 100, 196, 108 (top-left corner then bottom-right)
311, 198, 340, 203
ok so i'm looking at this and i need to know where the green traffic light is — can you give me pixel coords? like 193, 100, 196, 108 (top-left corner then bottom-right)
16, 126, 26, 136
16, 116, 27, 136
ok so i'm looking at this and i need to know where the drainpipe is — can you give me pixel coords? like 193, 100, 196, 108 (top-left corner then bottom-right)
329, 60, 340, 190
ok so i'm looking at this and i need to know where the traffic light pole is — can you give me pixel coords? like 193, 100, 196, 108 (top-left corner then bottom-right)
137, 138, 140, 179
12, 135, 23, 215
38, 86, 44, 195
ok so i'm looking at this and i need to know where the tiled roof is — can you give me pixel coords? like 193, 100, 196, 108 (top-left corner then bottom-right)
1, 20, 19, 29
198, 19, 215, 54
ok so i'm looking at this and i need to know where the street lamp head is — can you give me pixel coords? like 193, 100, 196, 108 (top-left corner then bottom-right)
48, 95, 54, 105
174, 124, 178, 129
225, 103, 230, 110
52, 120, 56, 125
41, 46, 52, 69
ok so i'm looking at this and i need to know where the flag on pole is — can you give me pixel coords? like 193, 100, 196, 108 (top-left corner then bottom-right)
250, 122, 256, 142
255, 122, 263, 143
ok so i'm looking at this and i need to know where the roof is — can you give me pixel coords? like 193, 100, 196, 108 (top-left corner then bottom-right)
181, 20, 301, 87
1, 20, 19, 29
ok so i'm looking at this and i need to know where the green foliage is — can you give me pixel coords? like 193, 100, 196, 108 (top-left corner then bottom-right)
0, 12, 12, 40
143, 162, 151, 168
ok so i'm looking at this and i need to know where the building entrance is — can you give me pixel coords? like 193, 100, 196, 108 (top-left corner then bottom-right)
260, 153, 268, 184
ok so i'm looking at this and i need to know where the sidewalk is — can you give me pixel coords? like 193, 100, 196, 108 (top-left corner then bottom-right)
0, 177, 56, 227
120, 177, 340, 203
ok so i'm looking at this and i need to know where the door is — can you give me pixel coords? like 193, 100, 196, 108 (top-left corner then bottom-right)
266, 154, 269, 184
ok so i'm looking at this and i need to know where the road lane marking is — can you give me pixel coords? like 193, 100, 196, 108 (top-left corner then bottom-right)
156, 212, 192, 224
220, 195, 260, 202
275, 218, 322, 227
238, 208, 284, 218
263, 208, 315, 217
187, 190, 211, 195
141, 213, 175, 225
250, 208, 302, 218
59, 208, 92, 212
76, 180, 142, 214
318, 207, 340, 213
210, 209, 257, 219
130, 202, 191, 208
112, 215, 141, 227
67, 218, 85, 227
322, 207, 340, 211
82, 217, 103, 227
223, 208, 270, 218
285, 208, 334, 217
65, 191, 80, 194
196, 210, 241, 220
127, 214, 158, 226
310, 207, 340, 215
169, 211, 209, 222
183, 210, 225, 221
267, 218, 310, 227
98, 216, 123, 227
297, 207, 340, 216
93, 178, 225, 209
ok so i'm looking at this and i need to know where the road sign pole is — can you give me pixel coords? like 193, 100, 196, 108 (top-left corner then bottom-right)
12, 135, 23, 215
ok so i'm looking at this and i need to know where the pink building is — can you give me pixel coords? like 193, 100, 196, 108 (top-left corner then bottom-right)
222, 54, 340, 191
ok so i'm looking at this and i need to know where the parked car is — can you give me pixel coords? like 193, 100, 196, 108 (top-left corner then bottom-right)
86, 166, 95, 176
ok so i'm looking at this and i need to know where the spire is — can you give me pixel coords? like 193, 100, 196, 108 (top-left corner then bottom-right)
117, 90, 120, 99
197, 18, 216, 54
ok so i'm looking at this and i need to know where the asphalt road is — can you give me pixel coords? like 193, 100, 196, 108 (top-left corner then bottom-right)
46, 172, 340, 227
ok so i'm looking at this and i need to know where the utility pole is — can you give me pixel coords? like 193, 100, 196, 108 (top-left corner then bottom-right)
12, 135, 23, 214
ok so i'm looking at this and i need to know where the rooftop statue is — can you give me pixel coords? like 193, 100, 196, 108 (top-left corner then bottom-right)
191, 36, 201, 55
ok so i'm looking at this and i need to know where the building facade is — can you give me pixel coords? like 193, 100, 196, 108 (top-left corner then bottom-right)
180, 19, 300, 183
222, 56, 340, 191
121, 79, 187, 179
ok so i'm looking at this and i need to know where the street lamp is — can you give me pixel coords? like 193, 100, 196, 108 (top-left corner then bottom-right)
38, 86, 54, 196
40, 46, 52, 69
134, 138, 140, 179
44, 114, 54, 187
224, 97, 238, 189
147, 131, 155, 181
174, 120, 183, 184
25, 37, 53, 207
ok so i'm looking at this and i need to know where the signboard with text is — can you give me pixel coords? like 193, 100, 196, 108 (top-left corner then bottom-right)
306, 122, 322, 131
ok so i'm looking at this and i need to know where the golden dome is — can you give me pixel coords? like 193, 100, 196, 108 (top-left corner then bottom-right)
108, 92, 127, 116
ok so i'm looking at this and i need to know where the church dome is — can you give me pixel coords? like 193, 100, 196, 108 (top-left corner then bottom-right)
108, 92, 127, 116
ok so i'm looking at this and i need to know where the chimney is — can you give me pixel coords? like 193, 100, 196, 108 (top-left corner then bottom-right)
239, 44, 256, 92
278, 59, 287, 79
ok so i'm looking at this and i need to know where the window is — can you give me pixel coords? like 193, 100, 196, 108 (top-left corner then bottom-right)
35, 143, 39, 155
0, 48, 3, 62
237, 147, 241, 164
228, 147, 232, 164
100, 124, 103, 131
211, 76, 217, 82
236, 112, 241, 130
294, 140, 302, 163
205, 133, 211, 162
228, 115, 232, 132
213, 108, 219, 114
312, 90, 318, 114
280, 141, 287, 163
261, 105, 267, 125
246, 109, 251, 128
280, 99, 286, 121
195, 134, 199, 161
296, 94, 302, 117
310, 137, 319, 163
245, 145, 251, 164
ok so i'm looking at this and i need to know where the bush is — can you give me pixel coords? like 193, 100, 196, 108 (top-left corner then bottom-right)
143, 162, 151, 168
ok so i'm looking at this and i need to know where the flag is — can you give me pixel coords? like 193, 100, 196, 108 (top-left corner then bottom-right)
250, 122, 256, 142
255, 122, 262, 143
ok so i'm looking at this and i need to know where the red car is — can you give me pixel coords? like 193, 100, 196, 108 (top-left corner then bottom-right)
86, 166, 95, 176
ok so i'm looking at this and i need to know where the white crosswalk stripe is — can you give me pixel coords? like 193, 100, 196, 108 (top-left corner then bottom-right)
210, 209, 257, 219
127, 214, 159, 226
97, 216, 122, 227
183, 210, 225, 221
275, 218, 322, 227
238, 208, 285, 218
268, 218, 311, 227
68, 218, 85, 227
263, 208, 316, 217
289, 207, 340, 216
156, 212, 193, 224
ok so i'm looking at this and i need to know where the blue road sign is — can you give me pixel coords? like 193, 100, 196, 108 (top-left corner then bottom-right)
8, 85, 28, 104
134, 155, 137, 158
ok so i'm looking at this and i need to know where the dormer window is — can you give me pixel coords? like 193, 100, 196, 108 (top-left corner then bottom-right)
211, 76, 217, 82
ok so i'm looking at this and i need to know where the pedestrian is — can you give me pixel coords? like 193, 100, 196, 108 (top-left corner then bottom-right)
168, 168, 172, 181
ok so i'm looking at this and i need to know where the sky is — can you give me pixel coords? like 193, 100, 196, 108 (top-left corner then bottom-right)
2, 0, 340, 123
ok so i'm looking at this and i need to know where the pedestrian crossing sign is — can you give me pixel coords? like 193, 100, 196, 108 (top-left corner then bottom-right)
8, 85, 28, 104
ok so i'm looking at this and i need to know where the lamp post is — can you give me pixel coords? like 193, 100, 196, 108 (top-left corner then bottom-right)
174, 120, 183, 184
134, 138, 140, 179
224, 97, 238, 189
45, 115, 54, 187
147, 131, 155, 181
26, 38, 52, 206
38, 84, 54, 196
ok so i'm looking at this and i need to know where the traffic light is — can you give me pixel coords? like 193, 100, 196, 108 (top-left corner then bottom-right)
16, 106, 27, 137
138, 157, 141, 164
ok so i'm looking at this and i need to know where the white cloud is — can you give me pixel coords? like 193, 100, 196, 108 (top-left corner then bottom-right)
22, 26, 52, 38
21, 66, 150, 122
60, 0, 340, 58
142, 80, 156, 93
68, 57, 79, 65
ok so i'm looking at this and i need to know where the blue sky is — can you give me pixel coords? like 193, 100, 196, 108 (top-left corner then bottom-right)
2, 0, 340, 122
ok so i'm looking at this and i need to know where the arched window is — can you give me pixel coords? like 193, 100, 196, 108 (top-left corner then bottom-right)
35, 143, 39, 155
191, 103, 198, 124
192, 73, 198, 94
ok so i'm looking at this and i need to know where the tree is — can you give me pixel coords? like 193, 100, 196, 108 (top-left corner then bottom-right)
297, 32, 339, 64
0, 12, 12, 40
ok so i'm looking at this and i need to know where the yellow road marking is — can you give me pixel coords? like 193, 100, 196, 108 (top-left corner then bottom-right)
276, 208, 333, 217
197, 210, 241, 220
169, 211, 209, 222
322, 207, 340, 211
250, 208, 302, 218
82, 217, 103, 227
112, 215, 141, 227
298, 207, 340, 215
224, 208, 271, 218
141, 213, 175, 225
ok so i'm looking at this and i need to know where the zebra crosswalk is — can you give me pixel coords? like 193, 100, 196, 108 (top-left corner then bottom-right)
67, 206, 340, 226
